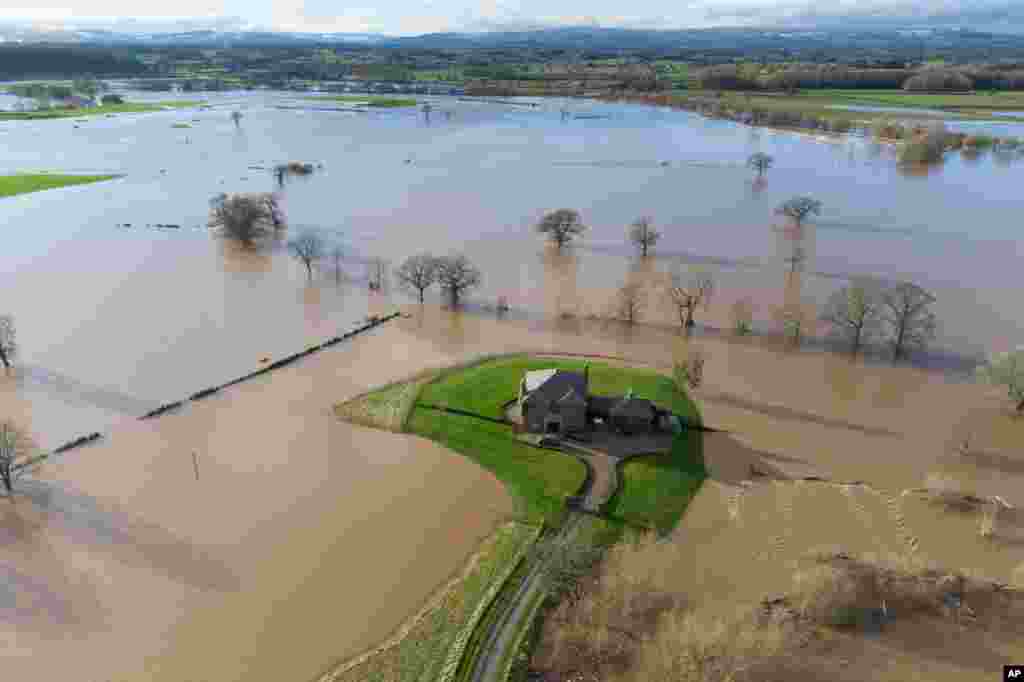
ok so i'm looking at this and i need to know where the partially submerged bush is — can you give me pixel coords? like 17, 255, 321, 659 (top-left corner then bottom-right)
900, 123, 950, 164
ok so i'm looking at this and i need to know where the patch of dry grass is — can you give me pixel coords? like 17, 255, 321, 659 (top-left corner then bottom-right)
533, 534, 1024, 682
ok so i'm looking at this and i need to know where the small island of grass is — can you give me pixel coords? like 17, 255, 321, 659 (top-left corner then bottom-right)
306, 95, 418, 108
0, 100, 200, 121
0, 172, 120, 198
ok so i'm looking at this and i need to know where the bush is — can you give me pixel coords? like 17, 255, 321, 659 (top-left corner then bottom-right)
101, 94, 124, 105
694, 65, 758, 91
904, 69, 974, 92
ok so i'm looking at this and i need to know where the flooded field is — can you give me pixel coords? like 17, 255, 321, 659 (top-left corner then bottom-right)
1, 91, 1022, 447
2, 324, 513, 682
2, 90, 1023, 679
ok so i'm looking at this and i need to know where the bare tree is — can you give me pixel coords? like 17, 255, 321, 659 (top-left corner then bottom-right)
616, 282, 646, 325
537, 208, 587, 250
208, 192, 283, 245
368, 258, 388, 291
821, 280, 881, 353
0, 315, 16, 369
776, 196, 823, 228
0, 420, 32, 493
395, 253, 439, 303
669, 268, 715, 330
977, 346, 1024, 414
287, 230, 325, 279
628, 216, 661, 258
329, 245, 345, 284
881, 282, 937, 360
435, 254, 482, 308
748, 152, 774, 177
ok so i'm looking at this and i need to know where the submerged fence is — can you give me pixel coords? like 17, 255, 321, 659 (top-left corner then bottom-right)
18, 311, 403, 467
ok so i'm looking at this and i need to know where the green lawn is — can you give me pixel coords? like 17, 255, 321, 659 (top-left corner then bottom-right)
330, 522, 537, 682
418, 356, 699, 422
408, 410, 585, 525
0, 100, 199, 121
0, 173, 120, 198
797, 89, 1024, 111
604, 431, 707, 535
306, 95, 418, 107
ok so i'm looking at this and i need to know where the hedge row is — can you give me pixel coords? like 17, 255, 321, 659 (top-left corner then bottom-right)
53, 432, 102, 454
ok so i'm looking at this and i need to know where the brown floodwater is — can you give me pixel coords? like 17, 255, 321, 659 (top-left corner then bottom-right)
2, 328, 512, 682
2, 91, 1023, 678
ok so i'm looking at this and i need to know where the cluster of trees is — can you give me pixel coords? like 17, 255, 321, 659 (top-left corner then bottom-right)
694, 63, 1024, 92
395, 253, 482, 307
0, 46, 145, 80
821, 280, 937, 360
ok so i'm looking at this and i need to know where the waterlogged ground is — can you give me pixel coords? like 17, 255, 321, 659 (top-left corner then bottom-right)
0, 91, 1022, 448
2, 324, 514, 682
2, 90, 1023, 680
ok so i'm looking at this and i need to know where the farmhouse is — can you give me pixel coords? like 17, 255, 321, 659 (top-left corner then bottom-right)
517, 367, 668, 437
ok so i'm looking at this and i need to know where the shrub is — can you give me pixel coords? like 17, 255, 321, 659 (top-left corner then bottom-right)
903, 69, 974, 92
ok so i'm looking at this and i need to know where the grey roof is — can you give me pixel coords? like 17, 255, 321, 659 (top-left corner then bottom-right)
522, 369, 587, 406
610, 397, 656, 419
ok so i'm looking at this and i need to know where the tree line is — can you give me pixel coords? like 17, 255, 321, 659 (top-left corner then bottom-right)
695, 63, 1024, 92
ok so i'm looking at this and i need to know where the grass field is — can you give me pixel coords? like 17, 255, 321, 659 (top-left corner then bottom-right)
604, 431, 707, 534
0, 173, 119, 198
0, 100, 199, 121
307, 95, 418, 107
328, 522, 537, 682
797, 89, 1024, 110
408, 410, 585, 524
666, 89, 1024, 124
418, 355, 700, 422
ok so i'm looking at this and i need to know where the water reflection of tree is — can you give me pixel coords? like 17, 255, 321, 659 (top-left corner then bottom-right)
217, 238, 274, 275
541, 246, 580, 322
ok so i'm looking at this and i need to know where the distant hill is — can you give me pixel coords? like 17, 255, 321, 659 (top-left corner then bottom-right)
1, 25, 1023, 57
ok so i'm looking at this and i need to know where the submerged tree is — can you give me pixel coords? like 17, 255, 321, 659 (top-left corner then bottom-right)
537, 209, 587, 250
747, 152, 774, 177
615, 282, 646, 325
628, 216, 661, 258
395, 253, 439, 303
0, 420, 32, 493
208, 192, 283, 245
669, 268, 715, 330
0, 315, 16, 369
821, 280, 881, 353
977, 347, 1024, 414
435, 254, 482, 308
329, 245, 345, 284
776, 196, 823, 228
231, 110, 243, 128
287, 230, 325, 279
880, 282, 937, 360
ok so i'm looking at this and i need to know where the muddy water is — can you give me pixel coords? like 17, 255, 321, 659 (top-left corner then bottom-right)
2, 90, 1023, 678
1, 91, 1022, 448
3, 328, 513, 682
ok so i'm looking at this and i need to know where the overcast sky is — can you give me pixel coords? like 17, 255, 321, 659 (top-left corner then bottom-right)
1, 0, 1022, 35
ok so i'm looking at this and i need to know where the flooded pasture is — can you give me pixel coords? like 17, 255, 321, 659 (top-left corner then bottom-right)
1, 90, 1023, 678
